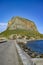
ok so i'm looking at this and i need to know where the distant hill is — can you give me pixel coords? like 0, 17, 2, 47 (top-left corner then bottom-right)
0, 16, 43, 39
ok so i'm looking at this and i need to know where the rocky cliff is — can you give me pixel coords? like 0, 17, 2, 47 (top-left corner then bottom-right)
1, 16, 43, 39
7, 16, 37, 31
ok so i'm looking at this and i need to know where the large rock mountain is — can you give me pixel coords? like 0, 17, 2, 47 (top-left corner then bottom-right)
8, 16, 37, 31
0, 16, 43, 39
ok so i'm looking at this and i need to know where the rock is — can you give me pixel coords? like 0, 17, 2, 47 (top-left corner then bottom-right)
9, 34, 17, 39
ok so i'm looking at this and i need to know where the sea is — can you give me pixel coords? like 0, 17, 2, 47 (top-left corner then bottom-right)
26, 40, 43, 54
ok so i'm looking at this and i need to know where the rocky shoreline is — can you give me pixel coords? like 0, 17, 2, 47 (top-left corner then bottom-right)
17, 42, 43, 58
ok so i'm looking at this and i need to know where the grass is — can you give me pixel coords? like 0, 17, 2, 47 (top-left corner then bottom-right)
0, 29, 43, 39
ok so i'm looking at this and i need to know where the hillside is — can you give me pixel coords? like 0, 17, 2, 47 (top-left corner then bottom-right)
7, 16, 37, 31
0, 16, 43, 39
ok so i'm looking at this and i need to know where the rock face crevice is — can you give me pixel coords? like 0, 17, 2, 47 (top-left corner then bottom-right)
8, 16, 37, 31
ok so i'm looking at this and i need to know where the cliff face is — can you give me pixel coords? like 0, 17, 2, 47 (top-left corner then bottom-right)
8, 16, 37, 31
0, 16, 43, 39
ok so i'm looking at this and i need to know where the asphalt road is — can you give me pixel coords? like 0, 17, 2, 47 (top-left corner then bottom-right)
0, 40, 19, 65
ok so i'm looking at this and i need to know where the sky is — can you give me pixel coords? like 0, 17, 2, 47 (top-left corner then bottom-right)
0, 0, 43, 34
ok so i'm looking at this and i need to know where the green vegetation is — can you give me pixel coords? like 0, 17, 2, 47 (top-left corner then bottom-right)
0, 29, 43, 39
0, 16, 43, 39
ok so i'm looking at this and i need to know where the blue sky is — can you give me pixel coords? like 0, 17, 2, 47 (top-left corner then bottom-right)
0, 0, 43, 34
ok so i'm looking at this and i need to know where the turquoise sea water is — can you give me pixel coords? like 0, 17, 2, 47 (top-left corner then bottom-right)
26, 40, 43, 54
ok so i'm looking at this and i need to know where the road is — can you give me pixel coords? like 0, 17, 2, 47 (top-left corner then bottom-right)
0, 40, 19, 65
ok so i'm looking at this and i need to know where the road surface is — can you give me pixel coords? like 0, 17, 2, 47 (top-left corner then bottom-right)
0, 40, 20, 65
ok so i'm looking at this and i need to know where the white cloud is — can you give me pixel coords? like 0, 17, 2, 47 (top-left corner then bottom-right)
0, 23, 8, 26
0, 23, 8, 32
